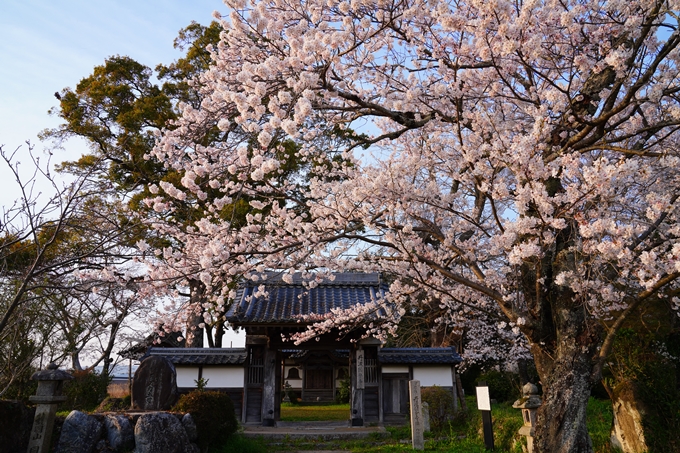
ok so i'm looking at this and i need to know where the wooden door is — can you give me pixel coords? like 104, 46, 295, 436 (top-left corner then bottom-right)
244, 346, 264, 423
382, 374, 409, 423
306, 368, 332, 389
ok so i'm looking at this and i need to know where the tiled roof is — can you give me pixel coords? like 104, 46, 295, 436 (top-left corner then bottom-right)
286, 349, 350, 361
119, 331, 185, 360
378, 347, 462, 365
226, 273, 388, 325
146, 347, 247, 365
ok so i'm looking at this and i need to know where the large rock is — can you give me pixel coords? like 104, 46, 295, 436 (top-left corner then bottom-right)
105, 414, 135, 452
55, 410, 104, 453
0, 400, 35, 453
181, 413, 198, 443
132, 356, 178, 410
134, 412, 192, 453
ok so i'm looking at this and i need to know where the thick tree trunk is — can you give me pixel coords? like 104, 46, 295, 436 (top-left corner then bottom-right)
533, 348, 595, 453
610, 380, 648, 453
185, 279, 205, 348
520, 218, 601, 453
517, 358, 530, 386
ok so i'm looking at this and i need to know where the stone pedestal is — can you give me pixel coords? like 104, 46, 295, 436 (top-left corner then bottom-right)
27, 363, 73, 453
513, 383, 542, 453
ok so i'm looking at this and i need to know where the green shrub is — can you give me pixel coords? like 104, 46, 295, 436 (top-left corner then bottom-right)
94, 395, 130, 412
335, 377, 350, 404
0, 367, 38, 404
607, 328, 680, 453
60, 369, 110, 412
422, 385, 455, 432
0, 400, 34, 452
478, 370, 520, 402
173, 390, 238, 452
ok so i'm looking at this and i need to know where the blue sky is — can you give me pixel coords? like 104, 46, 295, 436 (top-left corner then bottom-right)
0, 0, 223, 203
0, 0, 247, 349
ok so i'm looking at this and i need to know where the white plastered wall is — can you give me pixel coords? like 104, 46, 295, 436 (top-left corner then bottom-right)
203, 366, 244, 388
413, 366, 453, 387
283, 366, 302, 388
176, 366, 199, 387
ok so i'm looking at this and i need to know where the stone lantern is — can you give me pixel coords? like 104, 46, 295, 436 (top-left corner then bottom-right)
513, 383, 542, 453
27, 363, 73, 453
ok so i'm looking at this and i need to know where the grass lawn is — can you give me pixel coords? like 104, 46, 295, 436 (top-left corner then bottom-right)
280, 402, 350, 421
223, 397, 614, 453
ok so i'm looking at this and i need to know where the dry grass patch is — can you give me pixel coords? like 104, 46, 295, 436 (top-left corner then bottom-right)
280, 403, 350, 421
107, 382, 130, 398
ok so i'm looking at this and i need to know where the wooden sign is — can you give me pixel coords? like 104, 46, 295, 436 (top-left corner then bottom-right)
476, 382, 494, 450
476, 384, 491, 411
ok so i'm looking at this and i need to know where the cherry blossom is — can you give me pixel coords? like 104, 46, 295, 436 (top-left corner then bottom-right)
146, 1, 680, 451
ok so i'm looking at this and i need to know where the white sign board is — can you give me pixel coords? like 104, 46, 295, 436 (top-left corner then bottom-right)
476, 385, 491, 411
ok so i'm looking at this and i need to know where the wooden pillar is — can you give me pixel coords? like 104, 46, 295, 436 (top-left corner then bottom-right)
274, 350, 281, 421
261, 347, 277, 426
301, 362, 306, 402
350, 347, 364, 426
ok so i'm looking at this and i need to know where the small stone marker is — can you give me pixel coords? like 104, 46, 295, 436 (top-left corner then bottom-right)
27, 363, 73, 453
476, 381, 494, 451
422, 401, 430, 433
132, 356, 178, 410
409, 380, 424, 450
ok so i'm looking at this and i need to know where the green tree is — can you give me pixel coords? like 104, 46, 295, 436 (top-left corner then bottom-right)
42, 21, 322, 347
0, 144, 142, 396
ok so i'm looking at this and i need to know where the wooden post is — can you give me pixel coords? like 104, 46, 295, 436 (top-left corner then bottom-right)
261, 348, 277, 426
274, 350, 281, 421
476, 381, 494, 450
350, 347, 364, 426
128, 358, 132, 408
409, 380, 424, 450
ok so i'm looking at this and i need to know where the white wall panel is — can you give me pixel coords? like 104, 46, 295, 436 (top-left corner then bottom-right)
176, 366, 199, 387
203, 366, 244, 388
413, 366, 453, 387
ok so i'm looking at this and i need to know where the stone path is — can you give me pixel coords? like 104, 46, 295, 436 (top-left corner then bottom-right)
242, 420, 386, 441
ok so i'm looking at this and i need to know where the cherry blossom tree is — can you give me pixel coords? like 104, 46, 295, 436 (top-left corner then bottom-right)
149, 1, 680, 451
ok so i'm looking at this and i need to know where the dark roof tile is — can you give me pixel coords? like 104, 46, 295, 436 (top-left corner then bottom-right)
379, 347, 462, 365
226, 273, 388, 324
147, 347, 247, 365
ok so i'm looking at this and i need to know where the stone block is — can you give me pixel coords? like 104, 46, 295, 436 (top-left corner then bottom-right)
54, 410, 104, 453
181, 413, 198, 442
105, 414, 135, 452
134, 412, 191, 453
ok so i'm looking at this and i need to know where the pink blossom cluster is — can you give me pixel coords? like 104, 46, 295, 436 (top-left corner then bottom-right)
142, 0, 680, 369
